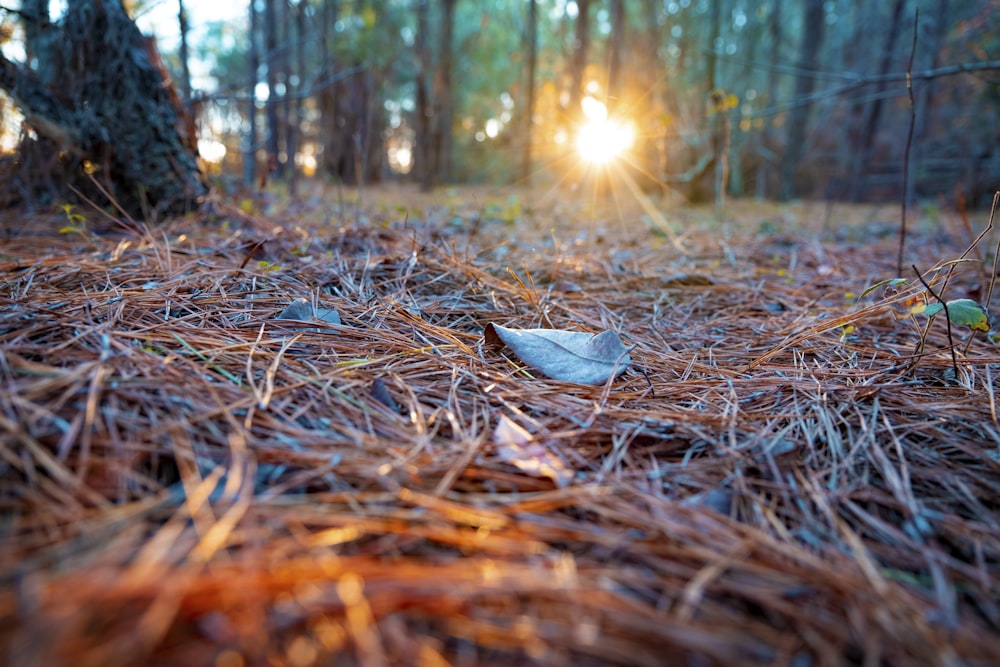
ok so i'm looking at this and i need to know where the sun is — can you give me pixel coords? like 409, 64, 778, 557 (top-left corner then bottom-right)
575, 96, 635, 166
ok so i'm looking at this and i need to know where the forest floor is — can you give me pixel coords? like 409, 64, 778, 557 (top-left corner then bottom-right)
1, 182, 999, 666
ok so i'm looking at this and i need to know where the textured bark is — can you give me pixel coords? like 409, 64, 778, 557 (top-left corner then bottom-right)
0, 0, 207, 216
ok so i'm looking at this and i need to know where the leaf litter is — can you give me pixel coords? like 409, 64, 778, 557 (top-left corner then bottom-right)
1, 188, 999, 666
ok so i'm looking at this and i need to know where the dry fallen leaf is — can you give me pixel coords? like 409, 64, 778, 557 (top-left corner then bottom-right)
493, 415, 572, 488
484, 323, 631, 385
275, 298, 341, 326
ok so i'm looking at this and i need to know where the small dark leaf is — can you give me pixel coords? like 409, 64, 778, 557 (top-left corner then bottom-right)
314, 307, 342, 325
276, 298, 314, 321
370, 377, 401, 412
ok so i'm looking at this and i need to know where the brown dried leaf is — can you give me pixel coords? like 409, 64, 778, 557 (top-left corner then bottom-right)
493, 415, 572, 488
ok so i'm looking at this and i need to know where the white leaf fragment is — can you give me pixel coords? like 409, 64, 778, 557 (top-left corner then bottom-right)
485, 323, 631, 385
493, 415, 572, 487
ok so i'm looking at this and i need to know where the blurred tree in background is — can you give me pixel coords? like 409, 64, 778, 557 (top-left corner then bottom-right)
0, 0, 998, 209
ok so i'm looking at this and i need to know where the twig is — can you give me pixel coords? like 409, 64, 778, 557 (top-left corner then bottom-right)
898, 10, 918, 276
913, 263, 958, 378
984, 192, 1000, 312
749, 59, 1000, 119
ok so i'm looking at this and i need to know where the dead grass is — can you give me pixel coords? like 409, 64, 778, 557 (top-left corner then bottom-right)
1, 184, 999, 666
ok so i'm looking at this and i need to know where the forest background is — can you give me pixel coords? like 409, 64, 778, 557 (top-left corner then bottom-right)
2, 0, 998, 209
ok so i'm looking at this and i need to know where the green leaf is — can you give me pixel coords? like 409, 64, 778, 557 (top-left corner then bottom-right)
859, 278, 908, 300
911, 302, 943, 317
943, 299, 990, 332
911, 299, 990, 332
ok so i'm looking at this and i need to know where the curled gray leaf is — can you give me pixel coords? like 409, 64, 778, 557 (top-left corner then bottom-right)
276, 298, 313, 321
484, 323, 631, 385
275, 298, 341, 326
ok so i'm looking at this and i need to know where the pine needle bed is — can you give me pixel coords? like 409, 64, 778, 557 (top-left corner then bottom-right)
1, 189, 998, 666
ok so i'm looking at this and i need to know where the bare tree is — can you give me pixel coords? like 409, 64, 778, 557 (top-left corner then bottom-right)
280, 0, 292, 180
760, 0, 783, 198
606, 0, 624, 114
521, 0, 538, 182
317, 0, 340, 179
264, 0, 282, 178
568, 0, 591, 117
779, 0, 826, 200
178, 0, 192, 105
640, 0, 666, 187
435, 0, 456, 185
244, 0, 260, 187
414, 0, 433, 191
849, 0, 908, 201
288, 0, 307, 198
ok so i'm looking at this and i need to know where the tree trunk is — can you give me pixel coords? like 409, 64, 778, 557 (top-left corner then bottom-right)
244, 0, 260, 188
178, 0, 192, 105
606, 0, 625, 114
264, 0, 282, 179
910, 0, 948, 202
705, 0, 721, 99
521, 0, 538, 182
317, 0, 340, 179
414, 0, 434, 192
568, 0, 591, 115
778, 0, 826, 201
848, 0, 907, 201
280, 0, 293, 181
761, 0, 782, 198
565, 0, 591, 187
641, 0, 666, 188
22, 0, 52, 68
288, 0, 307, 198
0, 0, 207, 216
435, 0, 456, 185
